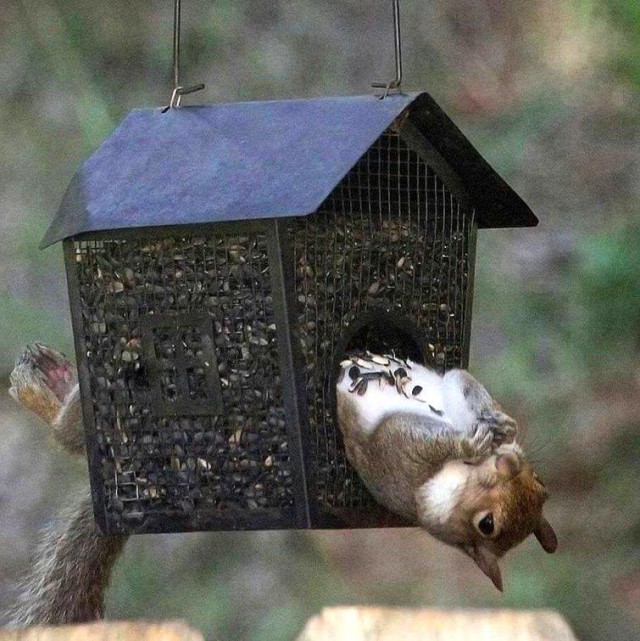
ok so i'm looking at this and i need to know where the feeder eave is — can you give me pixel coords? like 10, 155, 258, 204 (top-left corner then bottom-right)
408, 93, 538, 229
39, 173, 328, 249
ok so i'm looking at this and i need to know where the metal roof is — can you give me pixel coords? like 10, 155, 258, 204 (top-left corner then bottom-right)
41, 92, 537, 248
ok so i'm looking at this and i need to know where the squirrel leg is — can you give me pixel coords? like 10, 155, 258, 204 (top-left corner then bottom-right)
6, 343, 128, 626
443, 369, 518, 446
9, 343, 85, 454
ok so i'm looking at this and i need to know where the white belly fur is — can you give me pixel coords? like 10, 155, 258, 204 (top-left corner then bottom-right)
416, 462, 468, 524
336, 357, 472, 437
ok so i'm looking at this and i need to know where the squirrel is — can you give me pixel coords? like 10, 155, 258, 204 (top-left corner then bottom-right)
4, 343, 557, 625
6, 343, 127, 626
336, 352, 558, 591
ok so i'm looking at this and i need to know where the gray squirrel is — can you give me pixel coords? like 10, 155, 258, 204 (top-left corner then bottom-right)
5, 344, 557, 625
336, 352, 557, 591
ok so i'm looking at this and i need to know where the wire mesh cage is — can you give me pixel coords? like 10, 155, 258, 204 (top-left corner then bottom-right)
292, 130, 476, 522
68, 231, 294, 532
45, 93, 536, 534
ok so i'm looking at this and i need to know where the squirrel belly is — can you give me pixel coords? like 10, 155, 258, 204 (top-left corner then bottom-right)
336, 353, 499, 438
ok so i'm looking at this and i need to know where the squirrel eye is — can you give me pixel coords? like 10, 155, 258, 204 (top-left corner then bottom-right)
412, 385, 423, 396
477, 513, 494, 536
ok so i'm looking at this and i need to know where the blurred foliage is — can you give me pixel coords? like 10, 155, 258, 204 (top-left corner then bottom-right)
602, 0, 640, 88
473, 216, 640, 641
571, 220, 640, 372
0, 1, 639, 641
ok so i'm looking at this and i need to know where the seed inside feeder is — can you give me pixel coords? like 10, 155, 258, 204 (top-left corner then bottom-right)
74, 233, 293, 530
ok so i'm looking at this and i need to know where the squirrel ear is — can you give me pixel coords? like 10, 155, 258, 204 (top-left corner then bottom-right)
464, 545, 503, 592
495, 451, 521, 479
534, 516, 558, 553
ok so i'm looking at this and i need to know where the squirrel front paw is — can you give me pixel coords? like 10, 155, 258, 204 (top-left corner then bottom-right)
478, 410, 518, 446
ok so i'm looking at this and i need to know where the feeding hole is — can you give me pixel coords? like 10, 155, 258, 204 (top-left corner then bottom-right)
340, 310, 426, 365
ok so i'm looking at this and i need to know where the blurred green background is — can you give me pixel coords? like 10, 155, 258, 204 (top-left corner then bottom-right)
0, 1, 638, 640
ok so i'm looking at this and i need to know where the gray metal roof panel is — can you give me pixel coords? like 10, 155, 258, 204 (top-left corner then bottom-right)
41, 93, 418, 247
41, 92, 536, 248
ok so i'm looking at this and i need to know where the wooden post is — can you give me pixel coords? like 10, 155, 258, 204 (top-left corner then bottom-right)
0, 621, 203, 641
296, 607, 579, 641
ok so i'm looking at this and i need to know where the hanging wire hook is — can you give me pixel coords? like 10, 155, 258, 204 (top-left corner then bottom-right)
161, 0, 205, 112
372, 0, 403, 99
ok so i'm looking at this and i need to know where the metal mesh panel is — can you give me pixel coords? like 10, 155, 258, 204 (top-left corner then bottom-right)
71, 233, 292, 533
292, 130, 476, 512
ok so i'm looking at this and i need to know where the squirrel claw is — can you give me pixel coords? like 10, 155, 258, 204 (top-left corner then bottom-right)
479, 410, 518, 446
467, 422, 494, 456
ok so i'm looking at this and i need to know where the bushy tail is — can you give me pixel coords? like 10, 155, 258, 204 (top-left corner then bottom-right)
5, 491, 126, 626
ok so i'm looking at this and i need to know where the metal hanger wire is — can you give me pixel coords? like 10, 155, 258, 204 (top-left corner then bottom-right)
162, 0, 205, 112
372, 0, 403, 99
161, 0, 402, 108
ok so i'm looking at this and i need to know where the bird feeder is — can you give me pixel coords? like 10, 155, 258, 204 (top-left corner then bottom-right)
42, 93, 536, 535
41, 1, 537, 535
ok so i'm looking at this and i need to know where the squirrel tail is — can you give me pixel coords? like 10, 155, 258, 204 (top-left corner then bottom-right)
6, 490, 127, 627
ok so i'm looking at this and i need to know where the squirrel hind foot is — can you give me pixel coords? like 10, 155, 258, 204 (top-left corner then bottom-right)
9, 344, 82, 446
26, 343, 77, 402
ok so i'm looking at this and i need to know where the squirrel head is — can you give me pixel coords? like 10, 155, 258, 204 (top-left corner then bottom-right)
415, 447, 557, 591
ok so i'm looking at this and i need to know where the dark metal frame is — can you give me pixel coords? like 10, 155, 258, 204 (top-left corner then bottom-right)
64, 239, 110, 532
266, 220, 316, 528
461, 218, 477, 370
